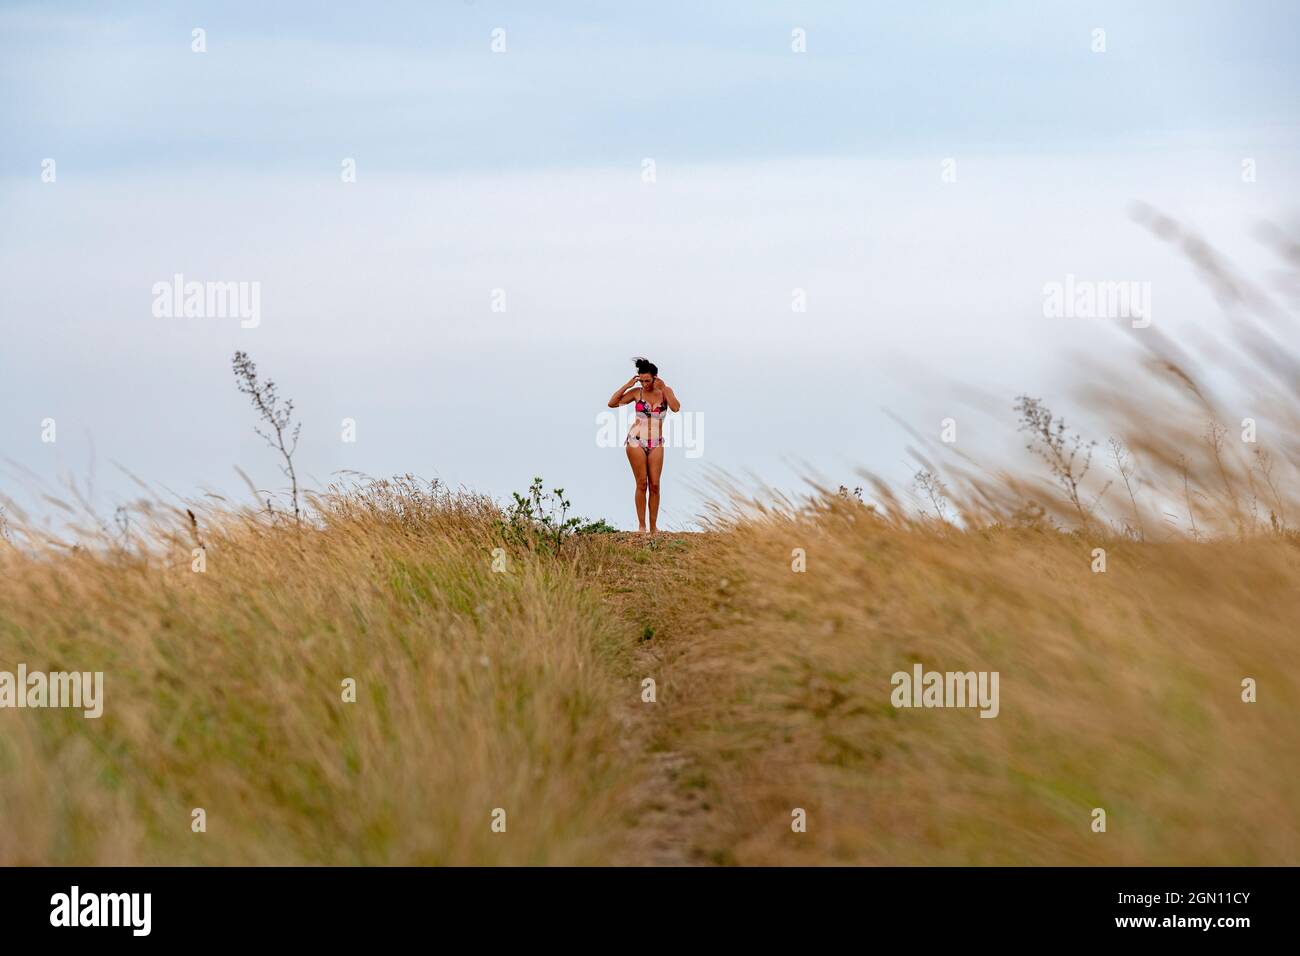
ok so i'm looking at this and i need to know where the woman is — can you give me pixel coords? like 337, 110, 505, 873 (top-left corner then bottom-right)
607, 357, 681, 533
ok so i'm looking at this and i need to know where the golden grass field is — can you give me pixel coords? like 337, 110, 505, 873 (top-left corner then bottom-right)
1, 215, 1297, 865
0, 469, 1296, 865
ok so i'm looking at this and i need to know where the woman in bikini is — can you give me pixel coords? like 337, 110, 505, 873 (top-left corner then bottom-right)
607, 357, 681, 533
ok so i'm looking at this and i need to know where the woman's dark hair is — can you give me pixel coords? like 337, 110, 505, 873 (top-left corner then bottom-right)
632, 356, 658, 376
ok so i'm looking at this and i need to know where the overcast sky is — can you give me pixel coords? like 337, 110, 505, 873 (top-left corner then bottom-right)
2, 1, 1298, 530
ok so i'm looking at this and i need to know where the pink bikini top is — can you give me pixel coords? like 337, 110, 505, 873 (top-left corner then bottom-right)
634, 396, 668, 420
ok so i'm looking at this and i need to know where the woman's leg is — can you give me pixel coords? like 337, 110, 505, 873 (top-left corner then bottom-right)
646, 445, 665, 533
625, 444, 649, 531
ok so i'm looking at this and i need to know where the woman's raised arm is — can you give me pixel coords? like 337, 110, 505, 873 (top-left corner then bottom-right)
608, 375, 640, 408
660, 380, 681, 413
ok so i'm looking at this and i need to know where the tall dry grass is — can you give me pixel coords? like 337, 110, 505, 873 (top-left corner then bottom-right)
0, 478, 645, 865
643, 504, 1299, 864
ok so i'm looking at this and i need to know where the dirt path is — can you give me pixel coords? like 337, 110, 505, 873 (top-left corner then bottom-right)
578, 532, 716, 865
